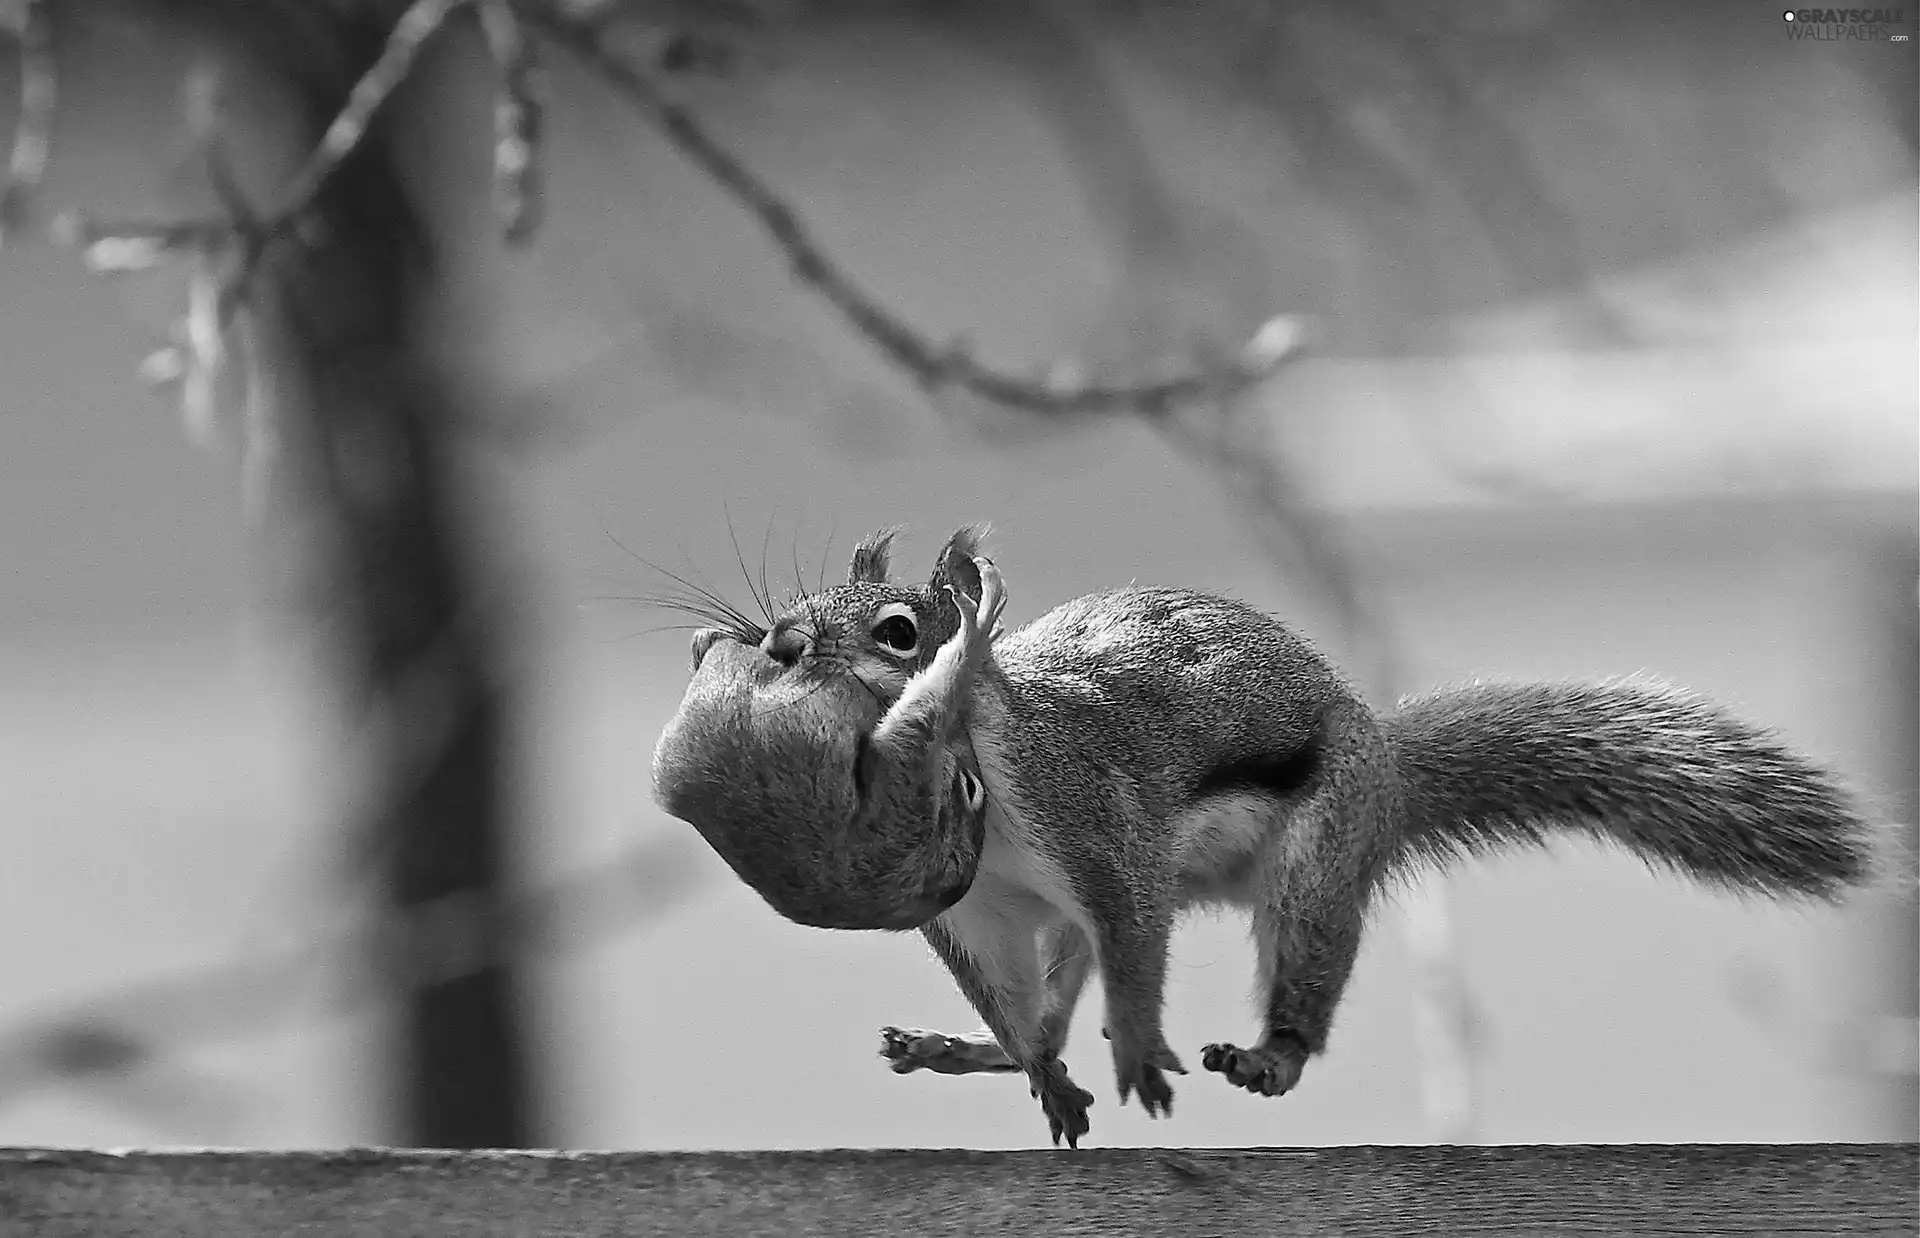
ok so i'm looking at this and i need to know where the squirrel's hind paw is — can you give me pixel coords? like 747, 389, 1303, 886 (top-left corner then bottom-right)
1113, 1043, 1185, 1119
878, 1026, 1018, 1076
1200, 1037, 1307, 1097
1028, 1057, 1094, 1149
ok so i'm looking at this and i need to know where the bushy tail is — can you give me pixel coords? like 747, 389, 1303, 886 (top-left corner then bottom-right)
1382, 676, 1876, 900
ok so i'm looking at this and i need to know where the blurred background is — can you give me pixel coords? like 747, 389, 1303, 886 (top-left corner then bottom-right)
0, 0, 1914, 1153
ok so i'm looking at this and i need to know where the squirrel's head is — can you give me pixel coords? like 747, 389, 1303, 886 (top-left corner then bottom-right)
697, 524, 985, 692
650, 526, 990, 932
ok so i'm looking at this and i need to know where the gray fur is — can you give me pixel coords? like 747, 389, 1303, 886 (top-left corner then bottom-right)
651, 531, 1000, 931
1386, 675, 1873, 897
949, 586, 1396, 1130
650, 639, 984, 929
652, 529, 1878, 1146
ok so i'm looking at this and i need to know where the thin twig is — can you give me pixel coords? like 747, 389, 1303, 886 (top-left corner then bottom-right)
1397, 878, 1483, 1142
479, 0, 544, 243
280, 0, 466, 223
180, 247, 227, 445
185, 61, 255, 223
235, 299, 276, 520
52, 0, 475, 456
51, 212, 229, 265
0, 0, 54, 246
57, 0, 468, 296
539, 13, 1304, 417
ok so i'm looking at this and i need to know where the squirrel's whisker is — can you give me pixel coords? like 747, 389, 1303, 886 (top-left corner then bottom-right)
757, 518, 777, 626
722, 505, 778, 628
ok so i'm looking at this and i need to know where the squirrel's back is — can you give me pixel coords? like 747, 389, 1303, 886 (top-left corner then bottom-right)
966, 586, 1395, 914
977, 588, 1876, 907
985, 587, 1361, 819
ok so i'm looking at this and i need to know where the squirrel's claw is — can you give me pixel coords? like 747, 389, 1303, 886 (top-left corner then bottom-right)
1029, 1057, 1093, 1149
1200, 1037, 1308, 1097
1113, 1042, 1184, 1118
971, 556, 1006, 635
944, 557, 1007, 662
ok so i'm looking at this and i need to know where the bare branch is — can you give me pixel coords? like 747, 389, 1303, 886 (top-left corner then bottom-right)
0, 0, 53, 246
186, 60, 263, 234
57, 0, 468, 297
480, 0, 545, 243
51, 211, 228, 263
538, 12, 1303, 418
234, 296, 278, 520
49, 0, 477, 464
283, 0, 466, 219
1396, 878, 1486, 1142
58, 2, 1295, 436
180, 248, 228, 446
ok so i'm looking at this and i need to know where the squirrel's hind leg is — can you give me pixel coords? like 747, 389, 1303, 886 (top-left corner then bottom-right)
1083, 885, 1187, 1118
897, 902, 1095, 1147
881, 921, 1095, 1074
1036, 920, 1096, 1055
1202, 709, 1400, 1099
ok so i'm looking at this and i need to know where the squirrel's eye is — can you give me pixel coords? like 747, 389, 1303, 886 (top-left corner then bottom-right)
870, 605, 919, 655
958, 766, 985, 813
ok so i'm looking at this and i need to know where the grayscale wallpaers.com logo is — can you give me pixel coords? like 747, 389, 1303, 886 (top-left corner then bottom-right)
1782, 8, 1911, 38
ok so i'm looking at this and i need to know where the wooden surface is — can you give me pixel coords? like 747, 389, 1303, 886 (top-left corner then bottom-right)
1, 1144, 1914, 1237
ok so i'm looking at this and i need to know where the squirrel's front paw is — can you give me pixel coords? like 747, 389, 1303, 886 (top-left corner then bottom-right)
971, 557, 1006, 639
945, 557, 1007, 656
1028, 1057, 1094, 1149
1200, 1034, 1308, 1097
879, 1026, 1018, 1076
1112, 1039, 1187, 1119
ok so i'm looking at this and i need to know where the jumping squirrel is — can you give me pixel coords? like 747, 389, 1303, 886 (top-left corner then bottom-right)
650, 526, 1877, 1148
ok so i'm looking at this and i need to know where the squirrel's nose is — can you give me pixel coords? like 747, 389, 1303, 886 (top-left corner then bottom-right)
761, 622, 810, 668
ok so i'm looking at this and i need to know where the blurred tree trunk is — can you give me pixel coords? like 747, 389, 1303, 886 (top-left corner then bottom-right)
204, 0, 538, 1148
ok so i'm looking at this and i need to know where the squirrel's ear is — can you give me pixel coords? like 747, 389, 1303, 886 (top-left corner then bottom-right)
688, 628, 723, 671
928, 524, 988, 601
848, 527, 899, 585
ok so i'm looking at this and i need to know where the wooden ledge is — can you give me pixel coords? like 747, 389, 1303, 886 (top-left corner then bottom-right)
2, 1143, 1915, 1236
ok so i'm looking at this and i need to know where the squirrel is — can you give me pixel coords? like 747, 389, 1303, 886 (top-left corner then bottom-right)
650, 526, 1877, 1148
